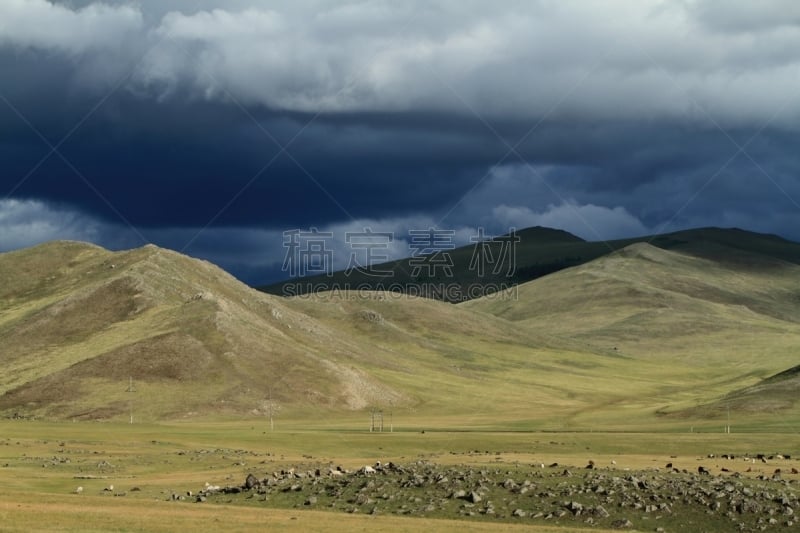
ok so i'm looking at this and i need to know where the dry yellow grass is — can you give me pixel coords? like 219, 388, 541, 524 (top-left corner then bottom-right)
2, 419, 798, 532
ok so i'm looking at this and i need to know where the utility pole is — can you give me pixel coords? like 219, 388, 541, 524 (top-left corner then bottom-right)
727, 403, 731, 434
263, 388, 280, 432
370, 409, 383, 432
126, 377, 136, 424
269, 389, 274, 432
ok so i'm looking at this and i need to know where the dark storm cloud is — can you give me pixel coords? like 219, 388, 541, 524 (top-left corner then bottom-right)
2, 1, 800, 284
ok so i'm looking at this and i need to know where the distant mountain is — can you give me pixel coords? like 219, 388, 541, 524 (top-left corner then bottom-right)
259, 226, 584, 301
259, 226, 800, 303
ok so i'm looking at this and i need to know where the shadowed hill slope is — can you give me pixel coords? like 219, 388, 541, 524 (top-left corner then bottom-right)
260, 226, 589, 301
259, 226, 800, 303
671, 364, 800, 418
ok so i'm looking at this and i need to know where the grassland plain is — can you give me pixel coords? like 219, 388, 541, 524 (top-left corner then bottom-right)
1, 420, 799, 531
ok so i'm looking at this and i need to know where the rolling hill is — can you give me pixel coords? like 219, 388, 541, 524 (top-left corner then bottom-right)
0, 239, 642, 423
1, 227, 799, 428
671, 364, 800, 418
0, 241, 411, 419
464, 239, 800, 424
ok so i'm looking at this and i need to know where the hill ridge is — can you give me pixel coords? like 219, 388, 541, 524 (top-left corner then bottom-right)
260, 226, 800, 302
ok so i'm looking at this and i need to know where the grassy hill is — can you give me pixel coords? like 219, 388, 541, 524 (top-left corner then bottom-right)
670, 364, 800, 418
0, 241, 417, 419
0, 240, 650, 424
465, 240, 800, 330
464, 240, 800, 426
260, 226, 800, 303
2, 229, 799, 429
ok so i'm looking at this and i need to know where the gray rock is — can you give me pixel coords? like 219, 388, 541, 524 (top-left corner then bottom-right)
567, 501, 584, 515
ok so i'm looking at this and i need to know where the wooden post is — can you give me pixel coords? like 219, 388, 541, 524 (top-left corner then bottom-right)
126, 377, 136, 424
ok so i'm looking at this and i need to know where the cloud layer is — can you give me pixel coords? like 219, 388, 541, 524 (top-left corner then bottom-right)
1, 1, 799, 284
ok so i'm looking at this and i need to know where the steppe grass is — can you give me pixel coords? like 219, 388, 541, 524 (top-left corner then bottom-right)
1, 419, 798, 531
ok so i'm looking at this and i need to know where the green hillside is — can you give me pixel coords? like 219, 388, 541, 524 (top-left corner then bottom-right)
0, 241, 409, 419
464, 240, 800, 426
1, 230, 799, 430
0, 240, 648, 424
672, 364, 800, 418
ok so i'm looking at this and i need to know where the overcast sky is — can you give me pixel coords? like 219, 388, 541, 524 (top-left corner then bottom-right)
1, 0, 799, 284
